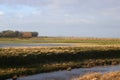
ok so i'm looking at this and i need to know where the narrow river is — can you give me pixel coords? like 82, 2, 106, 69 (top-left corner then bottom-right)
7, 65, 120, 80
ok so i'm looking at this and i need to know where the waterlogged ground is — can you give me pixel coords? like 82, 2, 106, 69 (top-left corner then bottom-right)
7, 65, 120, 80
0, 43, 73, 48
0, 43, 119, 48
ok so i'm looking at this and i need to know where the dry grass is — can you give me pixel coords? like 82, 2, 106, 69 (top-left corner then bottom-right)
72, 71, 120, 80
0, 37, 120, 44
0, 46, 120, 79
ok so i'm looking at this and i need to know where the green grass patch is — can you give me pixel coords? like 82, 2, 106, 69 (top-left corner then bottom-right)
0, 37, 120, 44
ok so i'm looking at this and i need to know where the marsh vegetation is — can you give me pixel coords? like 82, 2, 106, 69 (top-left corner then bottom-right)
0, 37, 120, 79
72, 71, 120, 80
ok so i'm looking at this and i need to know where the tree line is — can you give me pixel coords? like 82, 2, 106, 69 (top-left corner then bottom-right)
0, 30, 38, 38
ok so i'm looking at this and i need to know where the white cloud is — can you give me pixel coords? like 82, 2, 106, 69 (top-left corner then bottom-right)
31, 10, 42, 15
16, 13, 24, 18
0, 11, 4, 16
101, 7, 120, 16
64, 18, 95, 25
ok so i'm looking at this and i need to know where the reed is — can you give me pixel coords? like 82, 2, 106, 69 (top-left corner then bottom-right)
72, 71, 120, 80
0, 46, 120, 79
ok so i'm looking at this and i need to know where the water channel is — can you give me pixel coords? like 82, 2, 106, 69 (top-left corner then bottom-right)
7, 65, 120, 80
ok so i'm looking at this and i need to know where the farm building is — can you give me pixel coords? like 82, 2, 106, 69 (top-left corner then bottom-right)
22, 32, 32, 38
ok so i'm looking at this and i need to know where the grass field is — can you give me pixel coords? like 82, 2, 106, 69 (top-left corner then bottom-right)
0, 37, 120, 45
0, 37, 120, 79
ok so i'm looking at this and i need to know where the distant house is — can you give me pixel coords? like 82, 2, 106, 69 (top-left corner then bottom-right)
22, 32, 32, 38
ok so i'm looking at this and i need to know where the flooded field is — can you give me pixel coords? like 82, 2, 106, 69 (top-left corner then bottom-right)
0, 43, 72, 48
7, 65, 120, 80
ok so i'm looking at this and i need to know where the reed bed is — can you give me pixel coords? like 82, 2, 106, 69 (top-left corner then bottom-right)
0, 45, 120, 79
72, 71, 120, 80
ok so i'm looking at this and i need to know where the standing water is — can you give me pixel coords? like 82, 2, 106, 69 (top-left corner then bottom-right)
0, 43, 72, 48
7, 65, 120, 80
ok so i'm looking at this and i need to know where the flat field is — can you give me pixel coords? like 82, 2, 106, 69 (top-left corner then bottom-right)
0, 37, 120, 45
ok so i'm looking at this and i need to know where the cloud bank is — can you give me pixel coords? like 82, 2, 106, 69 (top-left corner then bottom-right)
0, 0, 120, 37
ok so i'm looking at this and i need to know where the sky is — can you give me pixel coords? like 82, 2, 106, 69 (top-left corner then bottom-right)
0, 0, 120, 38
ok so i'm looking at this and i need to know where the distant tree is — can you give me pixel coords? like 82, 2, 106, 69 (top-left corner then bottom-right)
1, 30, 17, 37
0, 33, 2, 37
15, 31, 22, 37
31, 32, 38, 37
0, 30, 38, 38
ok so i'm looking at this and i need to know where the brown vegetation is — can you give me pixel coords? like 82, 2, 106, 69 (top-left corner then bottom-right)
72, 71, 120, 80
0, 46, 120, 79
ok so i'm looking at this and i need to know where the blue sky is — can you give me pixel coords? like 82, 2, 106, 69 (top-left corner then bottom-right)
0, 0, 120, 38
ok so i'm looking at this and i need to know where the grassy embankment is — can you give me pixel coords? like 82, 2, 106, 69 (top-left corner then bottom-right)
0, 37, 120, 79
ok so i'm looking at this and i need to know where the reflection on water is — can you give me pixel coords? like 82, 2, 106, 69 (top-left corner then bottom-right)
0, 43, 72, 48
7, 65, 120, 80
